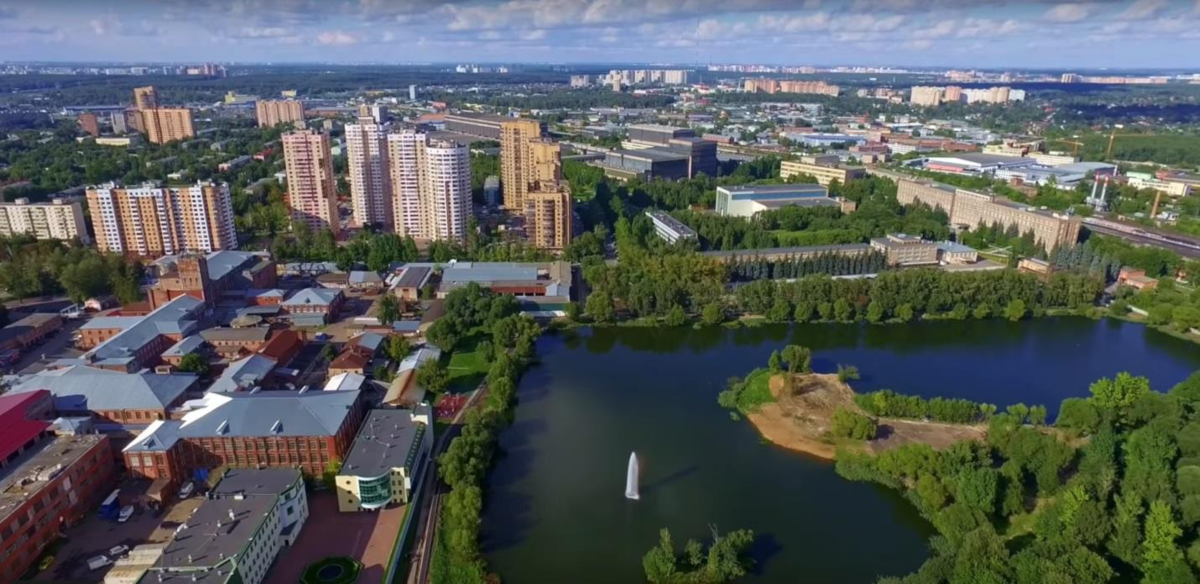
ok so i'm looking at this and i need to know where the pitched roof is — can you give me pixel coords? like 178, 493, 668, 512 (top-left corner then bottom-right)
0, 390, 52, 462
283, 288, 341, 307
208, 354, 278, 393
124, 390, 361, 451
349, 332, 385, 353
329, 347, 371, 371
84, 295, 203, 366
162, 335, 206, 358
257, 329, 304, 362
323, 372, 366, 391
9, 366, 196, 411
199, 327, 271, 343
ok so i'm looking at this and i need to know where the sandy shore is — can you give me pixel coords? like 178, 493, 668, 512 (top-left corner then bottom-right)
743, 373, 985, 461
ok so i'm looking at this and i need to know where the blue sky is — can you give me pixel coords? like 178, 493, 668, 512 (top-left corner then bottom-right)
1, 0, 1199, 68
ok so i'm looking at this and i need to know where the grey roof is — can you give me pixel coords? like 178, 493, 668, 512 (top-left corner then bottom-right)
718, 184, 828, 196
200, 327, 271, 343
393, 321, 421, 333
213, 468, 302, 497
9, 366, 196, 411
162, 335, 206, 358
81, 316, 141, 331
340, 408, 428, 479
152, 470, 302, 582
84, 295, 203, 365
283, 287, 341, 306
395, 266, 432, 288
0, 313, 60, 345
289, 315, 328, 327
612, 147, 688, 162
930, 153, 1035, 166
208, 354, 277, 393
126, 390, 360, 451
349, 271, 384, 285
154, 250, 262, 282
936, 241, 977, 253
350, 332, 385, 353
441, 265, 538, 283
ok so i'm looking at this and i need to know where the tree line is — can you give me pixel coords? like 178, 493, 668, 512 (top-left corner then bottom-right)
724, 249, 889, 282
836, 371, 1200, 583
0, 236, 143, 303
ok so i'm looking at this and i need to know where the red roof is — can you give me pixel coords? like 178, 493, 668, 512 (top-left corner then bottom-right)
0, 390, 52, 462
257, 329, 304, 365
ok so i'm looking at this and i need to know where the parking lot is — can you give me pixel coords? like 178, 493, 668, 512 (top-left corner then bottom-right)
11, 316, 87, 375
34, 497, 205, 582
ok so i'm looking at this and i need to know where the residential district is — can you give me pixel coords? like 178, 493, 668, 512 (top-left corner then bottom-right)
1, 59, 1200, 584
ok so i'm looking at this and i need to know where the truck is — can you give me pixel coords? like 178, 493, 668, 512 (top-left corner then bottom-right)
98, 489, 121, 520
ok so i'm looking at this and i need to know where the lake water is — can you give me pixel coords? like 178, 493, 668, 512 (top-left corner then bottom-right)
480, 319, 1200, 583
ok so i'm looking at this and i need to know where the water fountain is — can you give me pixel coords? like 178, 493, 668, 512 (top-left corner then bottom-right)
625, 452, 639, 500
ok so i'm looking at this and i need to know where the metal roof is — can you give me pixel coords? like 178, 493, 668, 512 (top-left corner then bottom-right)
9, 366, 196, 411
162, 335, 206, 357
84, 295, 203, 365
395, 266, 432, 288
441, 265, 538, 283
208, 354, 277, 393
283, 287, 341, 306
200, 327, 271, 343
340, 407, 429, 479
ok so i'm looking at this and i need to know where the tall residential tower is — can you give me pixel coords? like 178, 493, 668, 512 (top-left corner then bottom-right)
282, 130, 340, 237
387, 131, 471, 241
86, 181, 236, 257
345, 117, 393, 230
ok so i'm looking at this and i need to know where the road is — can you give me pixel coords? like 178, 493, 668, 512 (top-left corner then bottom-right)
1084, 219, 1200, 259
406, 383, 489, 584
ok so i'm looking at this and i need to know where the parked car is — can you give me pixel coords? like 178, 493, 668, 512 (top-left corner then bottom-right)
87, 555, 111, 571
178, 481, 194, 499
118, 505, 134, 523
108, 545, 129, 557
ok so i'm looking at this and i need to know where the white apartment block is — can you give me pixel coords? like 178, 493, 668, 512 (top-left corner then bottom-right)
345, 118, 393, 230
387, 132, 471, 242
0, 198, 89, 243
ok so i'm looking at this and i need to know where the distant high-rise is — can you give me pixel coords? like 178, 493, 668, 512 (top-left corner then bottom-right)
500, 119, 545, 210
345, 117, 393, 230
86, 181, 236, 257
909, 86, 944, 107
409, 85, 417, 101
256, 99, 305, 128
110, 111, 127, 134
283, 130, 340, 236
526, 187, 573, 250
77, 113, 99, 137
387, 131, 472, 241
133, 86, 158, 110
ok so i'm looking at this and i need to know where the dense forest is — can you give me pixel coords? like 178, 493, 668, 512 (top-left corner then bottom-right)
836, 370, 1200, 584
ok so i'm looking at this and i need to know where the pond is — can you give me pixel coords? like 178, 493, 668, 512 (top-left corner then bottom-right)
481, 318, 1200, 583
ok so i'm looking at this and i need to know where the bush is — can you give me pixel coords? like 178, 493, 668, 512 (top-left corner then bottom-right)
831, 408, 877, 440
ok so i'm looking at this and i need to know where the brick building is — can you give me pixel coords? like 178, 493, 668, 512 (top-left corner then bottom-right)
70, 295, 203, 372
0, 391, 116, 582
122, 390, 366, 493
148, 251, 277, 310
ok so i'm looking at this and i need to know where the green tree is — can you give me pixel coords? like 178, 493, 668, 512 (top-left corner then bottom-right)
836, 364, 860, 382
768, 350, 783, 373
586, 291, 615, 323
1003, 299, 1027, 321
1090, 372, 1151, 423
831, 408, 877, 440
176, 353, 209, 376
766, 297, 791, 322
376, 293, 401, 325
417, 359, 449, 393
866, 300, 885, 323
385, 335, 410, 363
665, 304, 687, 326
780, 345, 812, 374
1144, 500, 1185, 567
701, 302, 724, 325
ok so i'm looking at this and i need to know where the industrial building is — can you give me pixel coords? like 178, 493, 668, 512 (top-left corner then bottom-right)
870, 234, 940, 266
715, 184, 847, 217
446, 112, 537, 140
781, 155, 866, 186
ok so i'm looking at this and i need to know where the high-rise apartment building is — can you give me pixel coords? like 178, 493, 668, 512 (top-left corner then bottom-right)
283, 130, 340, 236
77, 112, 100, 137
345, 117, 393, 230
140, 108, 195, 144
255, 99, 305, 128
909, 86, 944, 106
526, 188, 573, 250
387, 131, 472, 241
110, 111, 127, 134
86, 181, 237, 257
500, 119, 545, 210
0, 198, 89, 243
133, 86, 158, 110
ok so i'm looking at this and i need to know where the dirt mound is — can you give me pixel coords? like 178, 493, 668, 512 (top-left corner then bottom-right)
745, 372, 985, 460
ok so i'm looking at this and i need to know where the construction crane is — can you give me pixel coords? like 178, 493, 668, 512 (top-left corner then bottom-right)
1048, 138, 1085, 156
1105, 131, 1157, 160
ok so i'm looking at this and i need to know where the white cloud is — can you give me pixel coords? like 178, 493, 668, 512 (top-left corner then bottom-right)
1120, 0, 1169, 20
235, 26, 295, 38
903, 39, 933, 50
1045, 3, 1094, 22
316, 30, 358, 45
89, 18, 110, 35
520, 29, 547, 40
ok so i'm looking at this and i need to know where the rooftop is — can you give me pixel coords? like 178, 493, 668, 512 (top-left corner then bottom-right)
701, 243, 871, 259
83, 295, 203, 367
200, 327, 271, 344
9, 366, 196, 412
0, 390, 52, 462
644, 209, 697, 237
717, 183, 828, 196
323, 372, 366, 391
283, 287, 342, 307
340, 406, 430, 479
395, 266, 432, 289
611, 147, 688, 162
162, 335, 207, 358
208, 354, 277, 393
0, 313, 61, 345
124, 390, 360, 452
154, 250, 266, 283
0, 434, 107, 526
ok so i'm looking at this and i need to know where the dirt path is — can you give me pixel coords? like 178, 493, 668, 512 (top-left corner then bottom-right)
744, 373, 986, 460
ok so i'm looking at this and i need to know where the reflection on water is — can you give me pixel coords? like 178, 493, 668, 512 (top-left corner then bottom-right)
482, 319, 1200, 583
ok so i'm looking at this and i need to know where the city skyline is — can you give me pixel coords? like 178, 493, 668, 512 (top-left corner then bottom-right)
0, 0, 1198, 68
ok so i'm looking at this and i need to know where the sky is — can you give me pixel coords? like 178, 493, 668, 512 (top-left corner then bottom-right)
1, 0, 1200, 68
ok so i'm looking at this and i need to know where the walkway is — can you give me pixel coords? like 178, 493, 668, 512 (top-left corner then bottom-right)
268, 492, 405, 584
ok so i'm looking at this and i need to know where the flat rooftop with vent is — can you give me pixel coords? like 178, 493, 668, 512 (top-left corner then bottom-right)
335, 404, 433, 512
143, 468, 307, 584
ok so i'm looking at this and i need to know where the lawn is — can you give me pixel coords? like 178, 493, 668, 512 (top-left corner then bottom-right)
445, 334, 490, 393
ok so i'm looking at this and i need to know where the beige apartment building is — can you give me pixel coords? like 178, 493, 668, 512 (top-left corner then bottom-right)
140, 108, 195, 144
910, 86, 944, 107
86, 181, 236, 257
133, 86, 158, 110
781, 155, 866, 186
500, 119, 545, 210
256, 99, 305, 128
345, 117, 393, 230
387, 131, 472, 241
283, 130, 340, 236
778, 80, 840, 96
526, 188, 573, 250
895, 178, 1081, 251
0, 198, 89, 243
